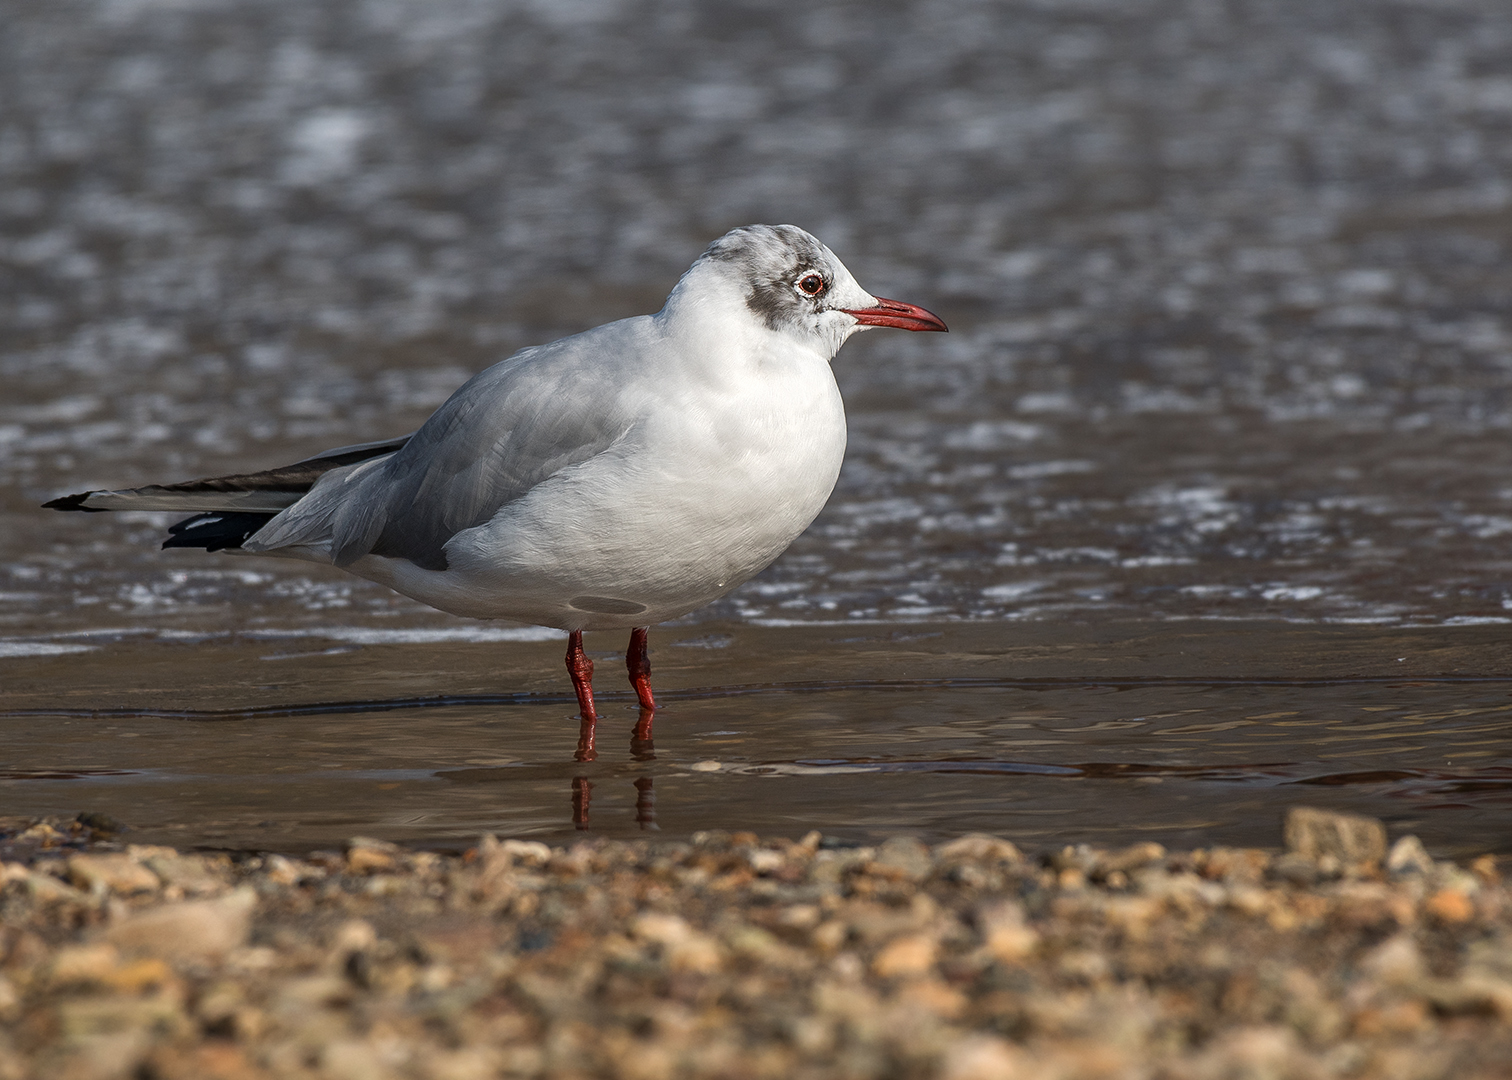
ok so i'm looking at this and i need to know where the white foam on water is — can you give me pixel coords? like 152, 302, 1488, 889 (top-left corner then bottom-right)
242, 626, 565, 644
0, 642, 99, 658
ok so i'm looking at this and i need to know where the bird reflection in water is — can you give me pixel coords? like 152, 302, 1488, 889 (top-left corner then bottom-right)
571, 707, 659, 831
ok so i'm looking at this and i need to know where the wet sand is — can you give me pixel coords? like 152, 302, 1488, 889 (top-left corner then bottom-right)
1, 814, 1508, 1080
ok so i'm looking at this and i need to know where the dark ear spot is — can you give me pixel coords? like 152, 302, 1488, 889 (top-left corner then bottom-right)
744, 279, 794, 329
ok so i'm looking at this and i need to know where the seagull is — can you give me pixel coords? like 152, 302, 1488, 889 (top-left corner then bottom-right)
45, 224, 946, 727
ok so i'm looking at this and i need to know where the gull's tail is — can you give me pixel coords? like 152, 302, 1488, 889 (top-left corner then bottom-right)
43, 434, 412, 552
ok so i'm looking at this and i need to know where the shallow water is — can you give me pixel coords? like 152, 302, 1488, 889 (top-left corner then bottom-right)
3, 0, 1512, 853
3, 623, 1510, 856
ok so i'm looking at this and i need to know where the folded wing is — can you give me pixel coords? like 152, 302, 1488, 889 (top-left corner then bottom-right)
246, 331, 642, 572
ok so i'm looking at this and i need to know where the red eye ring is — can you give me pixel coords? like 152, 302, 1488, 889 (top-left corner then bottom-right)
796, 273, 826, 297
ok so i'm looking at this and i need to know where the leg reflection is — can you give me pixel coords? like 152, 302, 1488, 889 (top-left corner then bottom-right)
567, 711, 658, 832
574, 715, 598, 763
571, 776, 593, 830
634, 777, 657, 831
630, 707, 655, 761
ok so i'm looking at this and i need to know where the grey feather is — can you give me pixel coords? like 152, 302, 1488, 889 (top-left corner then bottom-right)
250, 322, 648, 571
44, 434, 414, 515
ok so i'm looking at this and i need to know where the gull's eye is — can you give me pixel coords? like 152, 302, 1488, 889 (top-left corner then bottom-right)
795, 272, 827, 298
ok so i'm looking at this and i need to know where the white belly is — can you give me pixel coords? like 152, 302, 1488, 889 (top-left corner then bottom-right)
348, 356, 848, 630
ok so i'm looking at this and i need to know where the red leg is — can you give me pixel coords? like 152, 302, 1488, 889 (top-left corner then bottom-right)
566, 630, 597, 721
626, 626, 656, 711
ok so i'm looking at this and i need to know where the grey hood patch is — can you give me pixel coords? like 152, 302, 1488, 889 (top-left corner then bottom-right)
701, 224, 838, 331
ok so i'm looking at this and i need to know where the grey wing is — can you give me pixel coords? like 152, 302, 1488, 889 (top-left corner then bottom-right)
43, 433, 415, 514
250, 338, 634, 572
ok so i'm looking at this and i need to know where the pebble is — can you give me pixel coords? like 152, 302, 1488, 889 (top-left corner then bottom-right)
0, 812, 1507, 1078
871, 933, 938, 978
1284, 806, 1388, 869
1386, 834, 1435, 877
1424, 887, 1476, 924
67, 853, 161, 896
103, 887, 257, 963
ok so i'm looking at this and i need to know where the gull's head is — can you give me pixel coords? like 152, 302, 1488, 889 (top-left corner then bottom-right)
664, 224, 946, 358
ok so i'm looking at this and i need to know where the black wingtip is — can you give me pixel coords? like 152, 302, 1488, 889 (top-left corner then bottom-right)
162, 511, 276, 552
43, 492, 108, 513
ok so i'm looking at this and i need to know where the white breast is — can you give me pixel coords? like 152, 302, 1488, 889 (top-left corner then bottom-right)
364, 338, 848, 630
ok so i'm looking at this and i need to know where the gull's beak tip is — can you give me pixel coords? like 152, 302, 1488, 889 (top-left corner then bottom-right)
841, 296, 948, 333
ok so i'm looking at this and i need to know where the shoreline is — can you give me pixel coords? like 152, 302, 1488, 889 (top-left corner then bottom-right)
1, 811, 1509, 1079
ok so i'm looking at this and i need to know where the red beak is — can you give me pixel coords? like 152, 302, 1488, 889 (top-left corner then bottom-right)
840, 296, 948, 332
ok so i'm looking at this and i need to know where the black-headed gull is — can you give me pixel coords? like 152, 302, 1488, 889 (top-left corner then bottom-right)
47, 225, 946, 724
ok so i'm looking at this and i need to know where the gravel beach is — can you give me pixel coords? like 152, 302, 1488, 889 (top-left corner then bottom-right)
1, 811, 1508, 1080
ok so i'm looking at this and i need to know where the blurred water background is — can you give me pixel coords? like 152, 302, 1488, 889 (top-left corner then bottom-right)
3, 0, 1511, 851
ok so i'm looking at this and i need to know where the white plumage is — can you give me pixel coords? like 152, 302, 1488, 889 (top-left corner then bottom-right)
48, 224, 946, 720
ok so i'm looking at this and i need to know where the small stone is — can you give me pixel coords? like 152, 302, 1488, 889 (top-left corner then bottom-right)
345, 837, 399, 873
1470, 854, 1500, 884
102, 958, 176, 993
142, 1044, 265, 1080
321, 1038, 392, 1080
75, 811, 125, 836
1352, 999, 1430, 1037
690, 760, 721, 772
1201, 847, 1269, 884
633, 913, 724, 973
1049, 844, 1099, 873
262, 855, 305, 886
1424, 888, 1475, 924
869, 837, 932, 882
872, 933, 937, 978
19, 822, 63, 845
329, 919, 377, 954
424, 1048, 504, 1080
811, 920, 848, 953
897, 977, 966, 1018
747, 848, 785, 874
48, 943, 122, 987
1385, 835, 1433, 877
25, 869, 90, 906
500, 839, 552, 865
933, 834, 1023, 864
1270, 853, 1320, 886
67, 853, 161, 896
104, 887, 256, 962
776, 904, 822, 930
1056, 949, 1110, 983
977, 901, 1038, 961
1357, 934, 1425, 986
1283, 806, 1386, 868
1099, 841, 1167, 875
1194, 1026, 1303, 1077
939, 1034, 1027, 1080
57, 993, 189, 1042
136, 850, 229, 896
1332, 881, 1411, 928
1419, 974, 1512, 1018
